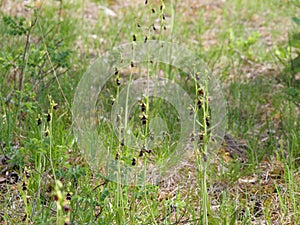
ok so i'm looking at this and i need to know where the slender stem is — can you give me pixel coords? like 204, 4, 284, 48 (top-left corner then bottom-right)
19, 15, 37, 92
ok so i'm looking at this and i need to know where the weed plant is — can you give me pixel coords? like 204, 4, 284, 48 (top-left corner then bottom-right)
0, 0, 299, 224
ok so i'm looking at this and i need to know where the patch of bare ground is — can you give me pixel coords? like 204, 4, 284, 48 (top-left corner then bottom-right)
158, 136, 299, 224
176, 0, 291, 49
1, 0, 33, 18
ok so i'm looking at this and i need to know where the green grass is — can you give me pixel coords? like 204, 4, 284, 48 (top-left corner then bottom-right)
0, 0, 300, 224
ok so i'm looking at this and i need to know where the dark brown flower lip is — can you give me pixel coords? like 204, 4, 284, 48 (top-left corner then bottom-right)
46, 113, 51, 122
66, 192, 72, 200
114, 67, 119, 75
37, 117, 42, 126
116, 78, 121, 86
131, 158, 136, 166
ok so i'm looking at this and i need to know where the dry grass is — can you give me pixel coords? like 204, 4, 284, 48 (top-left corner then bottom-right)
0, 0, 299, 224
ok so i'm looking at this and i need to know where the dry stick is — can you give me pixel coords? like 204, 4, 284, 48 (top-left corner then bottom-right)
19, 15, 38, 92
57, 0, 63, 34
35, 67, 70, 92
169, 217, 202, 225
13, 66, 18, 90
92, 181, 107, 192
37, 21, 71, 114
94, 207, 103, 221
36, 24, 57, 44
35, 39, 64, 84
15, 14, 38, 137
